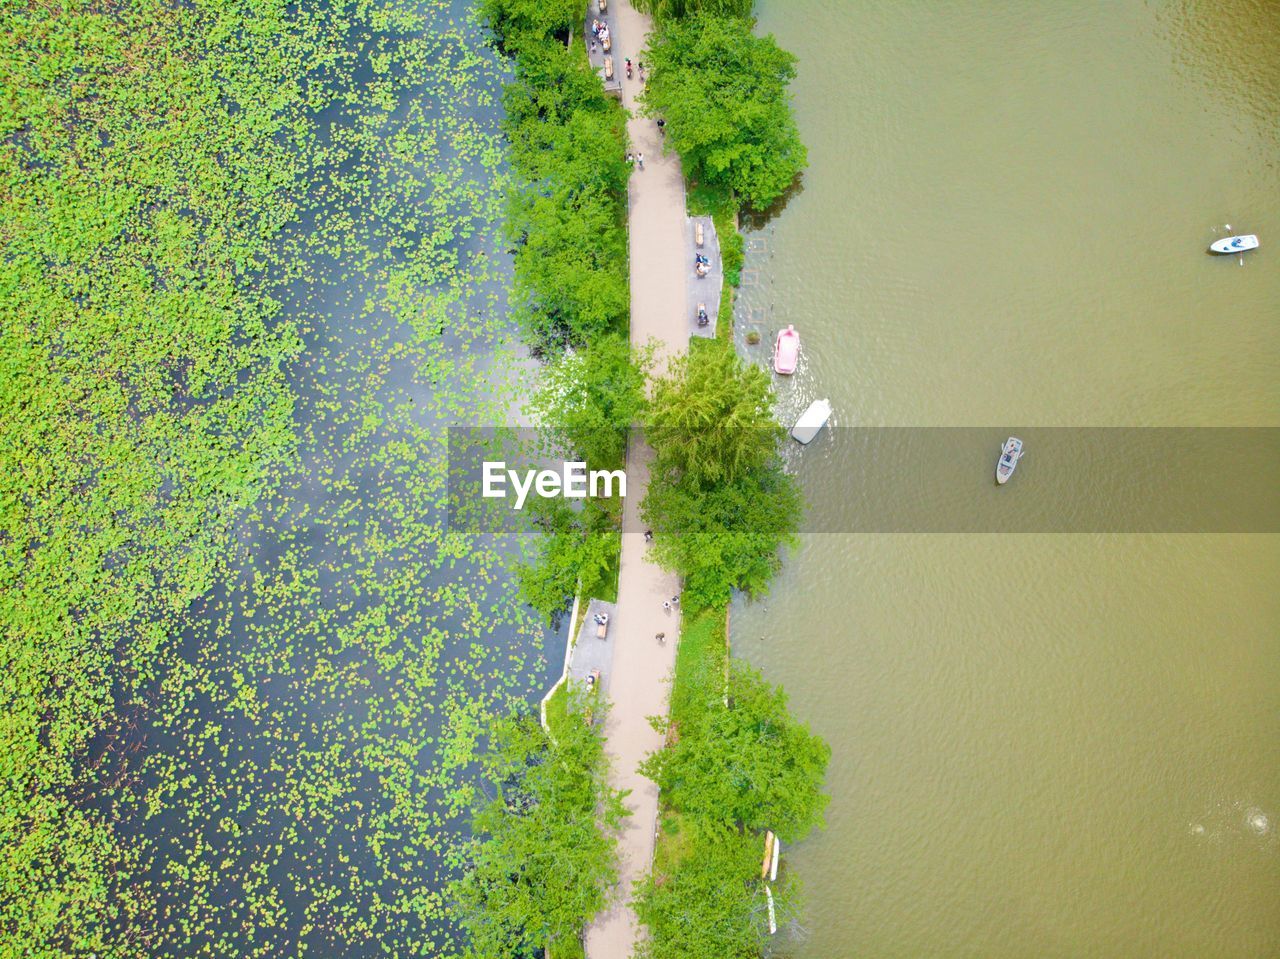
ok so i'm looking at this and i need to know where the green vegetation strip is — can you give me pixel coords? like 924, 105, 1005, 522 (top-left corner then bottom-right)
626, 4, 828, 958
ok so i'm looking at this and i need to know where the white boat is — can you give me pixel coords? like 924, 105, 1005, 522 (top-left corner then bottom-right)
773, 325, 799, 375
996, 436, 1022, 485
791, 399, 831, 444
1209, 234, 1258, 254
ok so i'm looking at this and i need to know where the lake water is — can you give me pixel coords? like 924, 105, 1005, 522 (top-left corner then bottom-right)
733, 2, 1280, 956
98, 7, 560, 955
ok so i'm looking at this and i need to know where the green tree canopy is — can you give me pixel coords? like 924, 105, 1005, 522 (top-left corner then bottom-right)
641, 15, 807, 209
528, 335, 649, 472
517, 498, 620, 624
634, 0, 754, 21
502, 40, 630, 349
641, 663, 830, 843
645, 340, 780, 487
640, 460, 799, 607
641, 340, 799, 604
451, 693, 627, 958
478, 0, 583, 49
633, 831, 781, 959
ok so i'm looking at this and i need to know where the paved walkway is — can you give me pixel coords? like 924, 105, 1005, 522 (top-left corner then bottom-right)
584, 2, 688, 957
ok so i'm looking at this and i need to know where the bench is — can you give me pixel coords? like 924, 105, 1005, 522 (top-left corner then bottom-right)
598, 0, 607, 12
695, 221, 705, 247
604, 56, 614, 81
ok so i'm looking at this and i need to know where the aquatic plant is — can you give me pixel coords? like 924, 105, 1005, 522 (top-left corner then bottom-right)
1, 1, 553, 956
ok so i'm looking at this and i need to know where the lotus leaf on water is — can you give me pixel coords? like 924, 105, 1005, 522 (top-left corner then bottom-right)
1, 2, 556, 957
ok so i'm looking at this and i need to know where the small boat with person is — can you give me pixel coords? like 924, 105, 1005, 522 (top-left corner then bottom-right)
791, 398, 831, 444
773, 325, 800, 375
996, 436, 1023, 485
1209, 234, 1258, 255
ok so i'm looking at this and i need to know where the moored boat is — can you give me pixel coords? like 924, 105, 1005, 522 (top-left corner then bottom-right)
996, 436, 1022, 484
773, 325, 800, 375
791, 398, 832, 444
1209, 234, 1258, 254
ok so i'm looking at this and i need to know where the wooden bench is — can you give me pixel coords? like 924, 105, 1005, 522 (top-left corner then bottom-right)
604, 56, 614, 81
695, 221, 705, 247
602, 33, 611, 53
598, 0, 607, 12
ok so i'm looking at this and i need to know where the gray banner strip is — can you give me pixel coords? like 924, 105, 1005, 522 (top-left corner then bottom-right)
447, 428, 1280, 533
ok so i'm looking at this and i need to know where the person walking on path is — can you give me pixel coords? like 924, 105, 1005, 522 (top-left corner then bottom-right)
662, 600, 671, 613
655, 632, 665, 645
636, 152, 644, 170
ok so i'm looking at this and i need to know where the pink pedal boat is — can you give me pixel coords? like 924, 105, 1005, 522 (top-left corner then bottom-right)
773, 325, 799, 375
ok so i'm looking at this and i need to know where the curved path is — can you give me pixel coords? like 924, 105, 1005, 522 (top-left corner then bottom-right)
584, 2, 689, 957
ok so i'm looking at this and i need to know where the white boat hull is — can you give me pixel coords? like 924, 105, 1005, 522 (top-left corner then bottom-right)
1209, 234, 1258, 254
996, 436, 1022, 484
792, 399, 832, 444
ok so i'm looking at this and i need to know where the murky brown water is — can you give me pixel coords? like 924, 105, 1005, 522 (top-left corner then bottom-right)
732, 2, 1280, 955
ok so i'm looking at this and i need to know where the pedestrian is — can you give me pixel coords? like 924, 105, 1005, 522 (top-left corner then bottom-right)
644, 529, 653, 542
671, 594, 679, 607
663, 600, 671, 613
656, 118, 665, 135
655, 632, 665, 644
636, 152, 644, 170
625, 152, 633, 165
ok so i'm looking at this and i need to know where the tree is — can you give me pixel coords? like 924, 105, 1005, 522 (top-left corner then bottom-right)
633, 831, 781, 959
645, 340, 780, 487
478, 0, 583, 50
517, 498, 620, 624
641, 664, 830, 843
501, 41, 631, 349
641, 341, 799, 604
634, 0, 754, 21
641, 461, 799, 607
641, 15, 807, 209
529, 334, 648, 471
451, 694, 627, 959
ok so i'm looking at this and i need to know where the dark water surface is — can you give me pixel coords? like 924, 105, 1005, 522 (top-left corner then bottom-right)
100, 5, 558, 955
735, 2, 1279, 956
